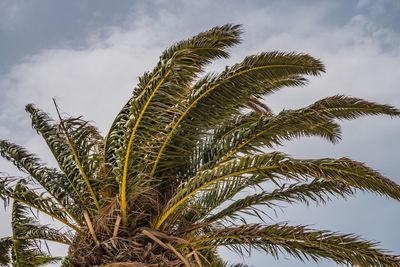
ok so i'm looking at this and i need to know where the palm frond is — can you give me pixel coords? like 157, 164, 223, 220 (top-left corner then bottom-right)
303, 157, 400, 200
103, 24, 243, 172
177, 173, 275, 229
193, 114, 340, 173
59, 115, 104, 192
0, 177, 79, 232
25, 104, 90, 210
61, 257, 70, 267
203, 180, 354, 225
12, 199, 72, 245
221, 95, 400, 161
173, 177, 255, 230
154, 152, 292, 230
7, 200, 63, 267
155, 153, 400, 230
191, 224, 400, 267
22, 227, 71, 246
54, 102, 100, 209
12, 245, 61, 267
0, 237, 12, 266
0, 140, 82, 225
151, 52, 324, 177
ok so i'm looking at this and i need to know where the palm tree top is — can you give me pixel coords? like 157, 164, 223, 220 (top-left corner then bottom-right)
1, 24, 400, 266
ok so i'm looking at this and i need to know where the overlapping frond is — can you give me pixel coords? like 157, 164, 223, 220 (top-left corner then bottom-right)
12, 199, 72, 245
11, 244, 60, 267
173, 177, 258, 230
60, 115, 103, 182
203, 180, 354, 226
151, 52, 324, 178
186, 112, 263, 176
103, 24, 243, 173
154, 152, 296, 230
194, 115, 339, 174
0, 177, 79, 232
191, 224, 400, 267
54, 104, 101, 210
0, 140, 82, 225
155, 152, 400, 230
177, 172, 278, 229
220, 95, 400, 162
25, 104, 98, 211
22, 226, 72, 245
103, 24, 243, 225
0, 200, 63, 267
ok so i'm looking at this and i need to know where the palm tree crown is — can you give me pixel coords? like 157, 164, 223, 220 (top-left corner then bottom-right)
1, 24, 400, 266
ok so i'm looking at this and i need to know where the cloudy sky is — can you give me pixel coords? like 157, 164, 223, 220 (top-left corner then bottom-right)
0, 0, 399, 266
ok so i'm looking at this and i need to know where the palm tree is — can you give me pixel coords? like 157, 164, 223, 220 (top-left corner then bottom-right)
1, 24, 400, 266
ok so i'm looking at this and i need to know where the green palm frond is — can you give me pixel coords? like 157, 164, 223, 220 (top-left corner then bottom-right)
103, 24, 242, 172
0, 140, 82, 225
59, 115, 103, 183
25, 104, 90, 209
1, 200, 63, 267
203, 180, 354, 226
303, 157, 400, 199
11, 198, 72, 245
177, 170, 280, 229
54, 102, 101, 210
155, 152, 312, 230
22, 226, 71, 245
151, 52, 324, 177
0, 177, 79, 232
193, 116, 339, 174
220, 95, 400, 161
103, 25, 243, 225
61, 257, 70, 267
191, 224, 400, 267
0, 237, 12, 266
174, 177, 258, 229
11, 245, 61, 267
155, 152, 400, 230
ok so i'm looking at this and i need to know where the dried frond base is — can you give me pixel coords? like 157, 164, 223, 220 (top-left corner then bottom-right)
69, 199, 192, 267
69, 233, 190, 266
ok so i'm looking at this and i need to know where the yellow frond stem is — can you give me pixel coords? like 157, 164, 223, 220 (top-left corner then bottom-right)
121, 68, 172, 226
154, 165, 277, 230
150, 64, 297, 176
63, 130, 99, 209
103, 68, 162, 164
54, 100, 100, 210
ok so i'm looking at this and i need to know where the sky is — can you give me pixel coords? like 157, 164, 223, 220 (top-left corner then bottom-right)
0, 0, 399, 266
